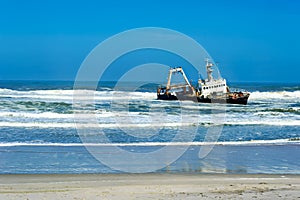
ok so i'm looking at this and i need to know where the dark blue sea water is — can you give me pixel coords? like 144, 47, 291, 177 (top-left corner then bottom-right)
0, 81, 299, 174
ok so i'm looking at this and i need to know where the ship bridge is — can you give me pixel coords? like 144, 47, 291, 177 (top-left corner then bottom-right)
198, 59, 228, 98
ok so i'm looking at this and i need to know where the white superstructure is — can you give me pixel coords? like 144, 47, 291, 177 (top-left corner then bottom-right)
198, 59, 228, 98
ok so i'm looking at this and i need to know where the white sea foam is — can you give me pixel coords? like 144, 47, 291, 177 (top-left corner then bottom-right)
1, 88, 299, 103
0, 119, 299, 129
0, 89, 157, 102
0, 112, 74, 119
249, 91, 300, 101
0, 122, 197, 128
225, 121, 300, 126
0, 139, 299, 147
0, 111, 118, 119
0, 88, 299, 129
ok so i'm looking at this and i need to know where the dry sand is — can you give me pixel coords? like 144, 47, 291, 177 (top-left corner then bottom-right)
0, 174, 299, 199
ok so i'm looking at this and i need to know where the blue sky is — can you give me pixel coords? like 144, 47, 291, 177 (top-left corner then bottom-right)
0, 0, 299, 82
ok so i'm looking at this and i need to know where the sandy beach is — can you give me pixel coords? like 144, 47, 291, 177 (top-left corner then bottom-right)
0, 174, 299, 199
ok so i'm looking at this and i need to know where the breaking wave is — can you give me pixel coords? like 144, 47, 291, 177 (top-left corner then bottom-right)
1, 139, 299, 147
1, 88, 299, 101
249, 91, 300, 101
0, 120, 299, 129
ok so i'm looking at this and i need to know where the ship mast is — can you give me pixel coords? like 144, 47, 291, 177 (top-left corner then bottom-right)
206, 58, 214, 82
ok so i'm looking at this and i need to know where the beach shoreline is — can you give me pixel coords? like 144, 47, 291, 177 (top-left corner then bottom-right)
0, 173, 299, 199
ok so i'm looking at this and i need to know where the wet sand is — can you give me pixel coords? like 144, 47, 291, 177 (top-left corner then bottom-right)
0, 174, 299, 199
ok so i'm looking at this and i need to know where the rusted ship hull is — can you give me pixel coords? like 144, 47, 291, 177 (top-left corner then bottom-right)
157, 92, 250, 105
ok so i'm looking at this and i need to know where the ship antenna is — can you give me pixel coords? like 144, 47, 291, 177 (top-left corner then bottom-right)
205, 58, 214, 82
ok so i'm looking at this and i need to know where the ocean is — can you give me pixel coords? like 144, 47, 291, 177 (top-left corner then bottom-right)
0, 81, 299, 174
